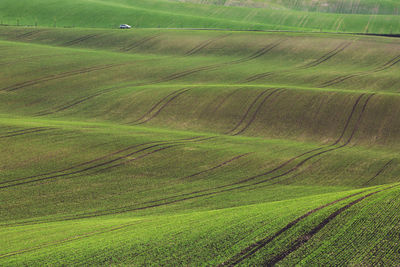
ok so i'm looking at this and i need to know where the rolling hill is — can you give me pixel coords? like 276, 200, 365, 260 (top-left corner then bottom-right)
0, 0, 400, 34
0, 25, 400, 265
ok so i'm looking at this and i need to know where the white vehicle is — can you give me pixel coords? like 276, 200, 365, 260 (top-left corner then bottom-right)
119, 24, 132, 29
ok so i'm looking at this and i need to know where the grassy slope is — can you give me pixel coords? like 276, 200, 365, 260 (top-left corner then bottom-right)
0, 0, 400, 33
0, 27, 400, 265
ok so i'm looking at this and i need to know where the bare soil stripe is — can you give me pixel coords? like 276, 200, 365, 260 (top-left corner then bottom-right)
363, 159, 394, 186
264, 185, 397, 266
232, 88, 282, 136
218, 189, 369, 266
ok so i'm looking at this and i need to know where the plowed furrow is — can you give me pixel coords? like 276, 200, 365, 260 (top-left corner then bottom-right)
265, 185, 396, 266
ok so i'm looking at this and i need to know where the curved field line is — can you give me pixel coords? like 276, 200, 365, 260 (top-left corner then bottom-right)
1, 63, 127, 92
179, 153, 252, 180
300, 41, 352, 69
264, 184, 397, 266
0, 220, 145, 259
242, 41, 352, 83
0, 128, 52, 139
34, 40, 283, 115
184, 33, 231, 56
0, 136, 215, 190
320, 53, 400, 88
6, 95, 373, 224
232, 88, 282, 136
120, 34, 161, 52
210, 87, 243, 114
133, 88, 191, 125
62, 34, 98, 46
218, 189, 370, 266
225, 90, 270, 135
0, 136, 204, 186
363, 159, 394, 186
130, 88, 188, 124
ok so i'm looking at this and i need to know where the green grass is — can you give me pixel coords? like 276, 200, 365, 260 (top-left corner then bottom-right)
0, 0, 400, 33
0, 26, 400, 265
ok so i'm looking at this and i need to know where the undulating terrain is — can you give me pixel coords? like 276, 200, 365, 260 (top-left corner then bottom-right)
0, 0, 400, 265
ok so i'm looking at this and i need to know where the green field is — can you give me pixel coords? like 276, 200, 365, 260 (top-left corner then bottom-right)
0, 0, 400, 34
1, 0, 400, 263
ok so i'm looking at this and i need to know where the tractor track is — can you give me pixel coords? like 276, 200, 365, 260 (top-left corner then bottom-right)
120, 34, 161, 52
225, 90, 270, 135
363, 159, 394, 186
218, 189, 371, 266
0, 127, 52, 139
62, 34, 98, 46
232, 89, 282, 136
0, 220, 146, 259
184, 34, 231, 56
210, 87, 243, 114
4, 94, 373, 225
242, 41, 352, 83
264, 184, 398, 266
1, 63, 128, 92
180, 153, 252, 180
32, 39, 283, 116
320, 53, 400, 88
300, 41, 352, 69
132, 88, 191, 125
0, 136, 214, 189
